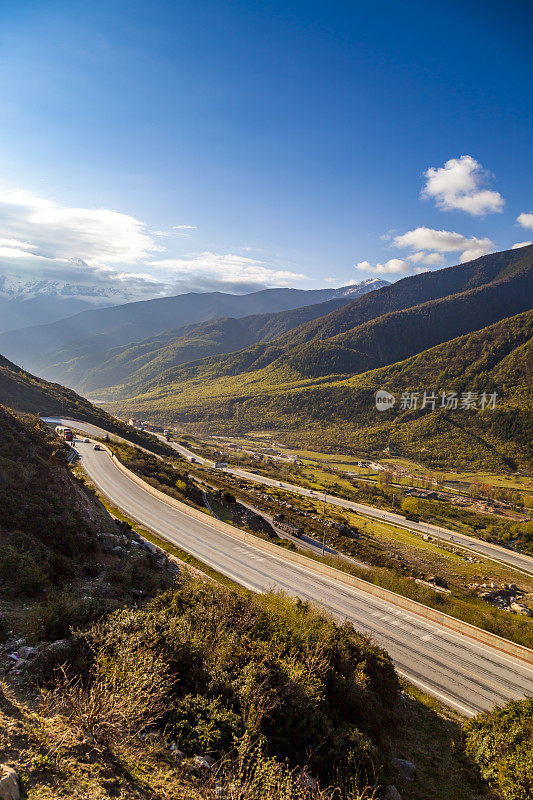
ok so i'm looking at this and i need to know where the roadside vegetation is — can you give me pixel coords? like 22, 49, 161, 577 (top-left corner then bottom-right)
464, 698, 533, 800
1, 404, 531, 799
98, 437, 533, 649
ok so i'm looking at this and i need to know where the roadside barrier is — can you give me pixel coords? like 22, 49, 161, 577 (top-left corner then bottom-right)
91, 442, 533, 666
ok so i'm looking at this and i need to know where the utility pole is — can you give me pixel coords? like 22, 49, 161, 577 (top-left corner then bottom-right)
321, 492, 327, 555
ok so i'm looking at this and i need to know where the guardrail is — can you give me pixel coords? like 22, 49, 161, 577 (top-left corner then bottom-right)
88, 441, 533, 666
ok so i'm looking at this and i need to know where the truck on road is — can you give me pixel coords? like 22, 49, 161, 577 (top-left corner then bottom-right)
55, 425, 73, 442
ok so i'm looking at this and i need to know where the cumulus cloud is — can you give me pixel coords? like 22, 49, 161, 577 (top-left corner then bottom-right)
0, 188, 162, 266
0, 188, 305, 300
422, 155, 504, 216
512, 241, 532, 249
406, 251, 446, 266
355, 258, 410, 275
149, 251, 306, 292
517, 213, 533, 230
393, 227, 495, 263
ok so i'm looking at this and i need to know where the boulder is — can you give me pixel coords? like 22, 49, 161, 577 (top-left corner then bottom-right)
46, 639, 69, 653
18, 646, 37, 660
300, 772, 317, 791
193, 755, 215, 770
383, 787, 402, 800
391, 758, 416, 780
0, 766, 20, 800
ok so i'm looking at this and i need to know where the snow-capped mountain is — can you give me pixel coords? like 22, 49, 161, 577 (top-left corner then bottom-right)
0, 275, 135, 334
334, 278, 390, 297
0, 275, 133, 303
0, 273, 390, 335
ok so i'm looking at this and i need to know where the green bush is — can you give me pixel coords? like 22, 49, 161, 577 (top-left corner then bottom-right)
168, 694, 243, 753
464, 697, 533, 800
23, 595, 100, 643
80, 577, 398, 790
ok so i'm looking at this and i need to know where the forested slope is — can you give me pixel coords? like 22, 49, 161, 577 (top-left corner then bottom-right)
76, 295, 355, 394
96, 245, 533, 398
104, 309, 533, 471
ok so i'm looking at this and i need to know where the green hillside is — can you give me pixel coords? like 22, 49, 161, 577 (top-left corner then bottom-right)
0, 281, 386, 390
0, 352, 175, 455
76, 295, 354, 394
95, 245, 533, 401
103, 309, 533, 471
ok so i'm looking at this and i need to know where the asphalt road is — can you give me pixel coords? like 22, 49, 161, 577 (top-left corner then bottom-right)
158, 436, 533, 575
43, 418, 533, 576
69, 435, 533, 716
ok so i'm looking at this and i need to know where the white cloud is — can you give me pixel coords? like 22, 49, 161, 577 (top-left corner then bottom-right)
0, 188, 306, 300
149, 251, 306, 291
393, 227, 495, 263
172, 224, 197, 236
0, 189, 163, 266
517, 213, 533, 230
355, 258, 410, 275
0, 237, 37, 251
512, 241, 532, 249
422, 155, 504, 216
406, 251, 446, 266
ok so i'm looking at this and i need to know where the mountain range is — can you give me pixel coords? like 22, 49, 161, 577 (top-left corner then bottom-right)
0, 278, 387, 387
0, 269, 140, 333
93, 245, 533, 470
1, 246, 531, 470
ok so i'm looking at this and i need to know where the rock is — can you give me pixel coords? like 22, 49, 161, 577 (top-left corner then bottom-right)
300, 771, 317, 790
46, 639, 68, 653
0, 765, 20, 800
391, 758, 416, 781
18, 646, 37, 660
169, 745, 185, 760
143, 542, 158, 555
383, 786, 402, 800
193, 755, 215, 770
511, 603, 533, 616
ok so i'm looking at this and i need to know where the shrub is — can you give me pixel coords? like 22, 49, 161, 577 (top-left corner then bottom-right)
464, 697, 533, 800
77, 577, 398, 790
23, 595, 100, 643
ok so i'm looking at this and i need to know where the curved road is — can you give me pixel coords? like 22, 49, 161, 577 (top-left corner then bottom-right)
43, 418, 533, 576
68, 435, 533, 716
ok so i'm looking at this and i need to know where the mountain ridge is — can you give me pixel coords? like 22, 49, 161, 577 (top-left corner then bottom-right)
102, 308, 533, 470
0, 278, 388, 386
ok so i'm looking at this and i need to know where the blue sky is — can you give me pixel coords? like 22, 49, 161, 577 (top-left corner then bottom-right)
0, 0, 531, 297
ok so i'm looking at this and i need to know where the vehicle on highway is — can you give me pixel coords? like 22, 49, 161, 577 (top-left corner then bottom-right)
55, 425, 73, 442
93, 444, 102, 451
84, 438, 90, 443
215, 461, 228, 469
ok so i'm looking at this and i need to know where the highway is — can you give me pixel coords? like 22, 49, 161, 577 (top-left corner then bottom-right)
42, 418, 533, 576
154, 434, 533, 576
65, 434, 533, 716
